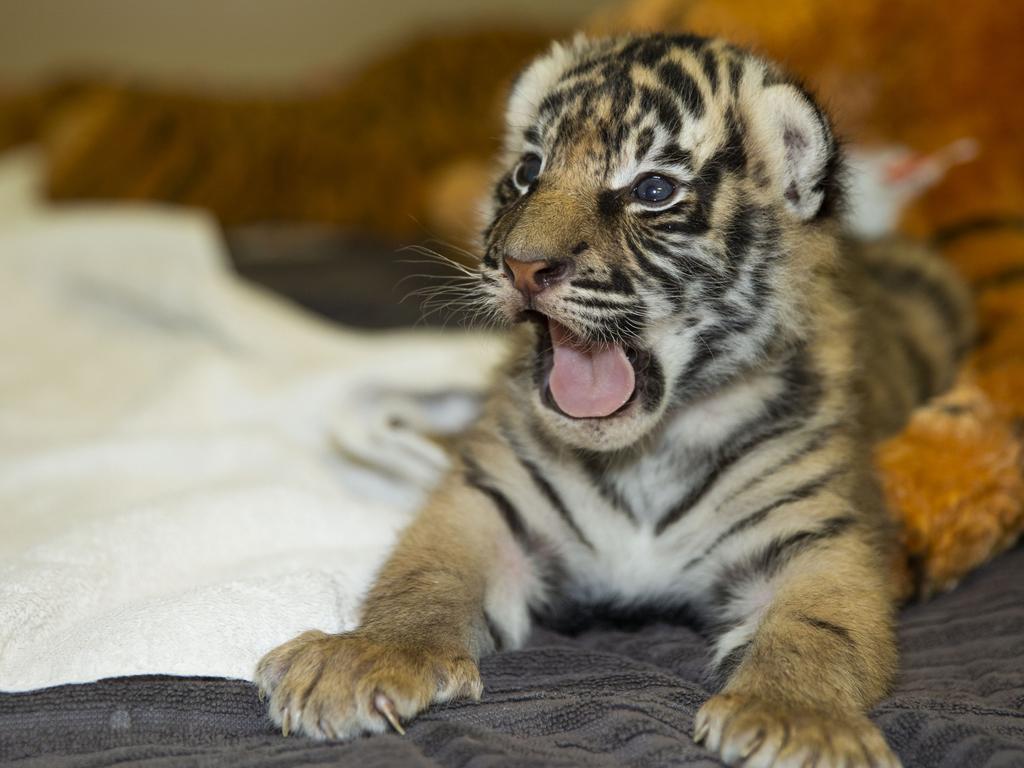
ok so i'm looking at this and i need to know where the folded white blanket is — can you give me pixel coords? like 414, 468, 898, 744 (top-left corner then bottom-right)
0, 152, 505, 691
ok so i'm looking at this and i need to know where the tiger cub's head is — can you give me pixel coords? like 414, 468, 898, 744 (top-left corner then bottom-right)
479, 34, 844, 451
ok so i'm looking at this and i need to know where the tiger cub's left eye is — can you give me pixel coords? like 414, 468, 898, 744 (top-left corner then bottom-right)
633, 175, 675, 204
514, 153, 543, 188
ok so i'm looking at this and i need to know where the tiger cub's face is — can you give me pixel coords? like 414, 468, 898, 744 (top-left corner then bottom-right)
479, 35, 842, 451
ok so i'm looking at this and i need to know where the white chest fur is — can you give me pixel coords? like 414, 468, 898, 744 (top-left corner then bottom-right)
537, 372, 787, 607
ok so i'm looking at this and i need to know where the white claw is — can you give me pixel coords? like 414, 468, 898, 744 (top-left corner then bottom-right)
694, 715, 709, 744
374, 692, 406, 736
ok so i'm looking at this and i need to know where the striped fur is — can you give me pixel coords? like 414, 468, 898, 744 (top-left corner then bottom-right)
257, 34, 973, 765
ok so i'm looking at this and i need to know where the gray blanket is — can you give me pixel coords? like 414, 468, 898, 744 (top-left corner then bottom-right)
2, 545, 1022, 767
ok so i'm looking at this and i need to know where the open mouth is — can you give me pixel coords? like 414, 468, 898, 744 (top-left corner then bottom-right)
526, 312, 648, 420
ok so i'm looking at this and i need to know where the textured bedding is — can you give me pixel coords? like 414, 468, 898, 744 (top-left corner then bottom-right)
3, 544, 1022, 767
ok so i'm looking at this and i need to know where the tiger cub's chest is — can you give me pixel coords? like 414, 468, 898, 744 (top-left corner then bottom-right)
556, 381, 787, 606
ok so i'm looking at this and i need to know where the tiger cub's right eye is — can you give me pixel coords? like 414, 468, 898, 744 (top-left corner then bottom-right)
514, 153, 543, 189
633, 174, 676, 205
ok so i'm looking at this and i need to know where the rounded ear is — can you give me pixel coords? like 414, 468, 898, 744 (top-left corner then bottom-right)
746, 81, 838, 221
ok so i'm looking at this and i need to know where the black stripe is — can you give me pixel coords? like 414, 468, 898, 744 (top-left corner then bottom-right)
638, 85, 682, 132
523, 456, 594, 549
712, 515, 856, 605
761, 67, 788, 88
670, 128, 742, 236
562, 294, 632, 311
931, 214, 1024, 247
492, 176, 518, 209
481, 247, 498, 269
530, 334, 547, 394
562, 53, 605, 81
636, 350, 666, 412
655, 414, 799, 535
676, 325, 723, 389
483, 609, 507, 652
462, 453, 531, 548
653, 142, 693, 168
665, 33, 709, 51
863, 260, 966, 341
577, 450, 638, 524
723, 199, 760, 264
624, 230, 678, 292
708, 640, 750, 689
598, 119, 615, 177
619, 35, 705, 70
608, 266, 637, 295
639, 235, 720, 282
626, 36, 670, 67
634, 126, 655, 162
609, 72, 636, 130
658, 350, 823, 535
657, 61, 704, 119
501, 425, 596, 551
755, 515, 856, 576
746, 253, 777, 311
973, 265, 1024, 291
721, 109, 749, 173
538, 88, 569, 118
463, 452, 569, 603
728, 58, 743, 94
675, 318, 780, 402
553, 110, 584, 152
897, 331, 936, 403
798, 614, 856, 649
571, 277, 635, 296
720, 422, 840, 507
682, 465, 846, 571
701, 48, 719, 93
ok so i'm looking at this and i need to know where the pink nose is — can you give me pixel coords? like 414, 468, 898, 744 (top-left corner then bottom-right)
503, 258, 571, 296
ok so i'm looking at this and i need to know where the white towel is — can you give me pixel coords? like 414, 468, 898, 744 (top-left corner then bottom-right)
0, 151, 506, 691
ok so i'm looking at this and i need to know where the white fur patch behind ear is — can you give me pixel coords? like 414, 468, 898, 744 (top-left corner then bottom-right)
747, 82, 834, 221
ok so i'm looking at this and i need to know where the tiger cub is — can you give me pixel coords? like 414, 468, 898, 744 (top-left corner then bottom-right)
257, 34, 972, 766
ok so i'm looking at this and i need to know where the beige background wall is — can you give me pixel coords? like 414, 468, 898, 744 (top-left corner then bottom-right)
0, 0, 609, 87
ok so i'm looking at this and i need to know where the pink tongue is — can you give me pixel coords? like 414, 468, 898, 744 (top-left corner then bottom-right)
548, 320, 636, 418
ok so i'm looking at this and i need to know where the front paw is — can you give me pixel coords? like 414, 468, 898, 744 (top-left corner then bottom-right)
255, 629, 483, 740
694, 693, 900, 768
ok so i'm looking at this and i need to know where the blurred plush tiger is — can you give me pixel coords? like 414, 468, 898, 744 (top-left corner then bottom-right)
257, 33, 973, 767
